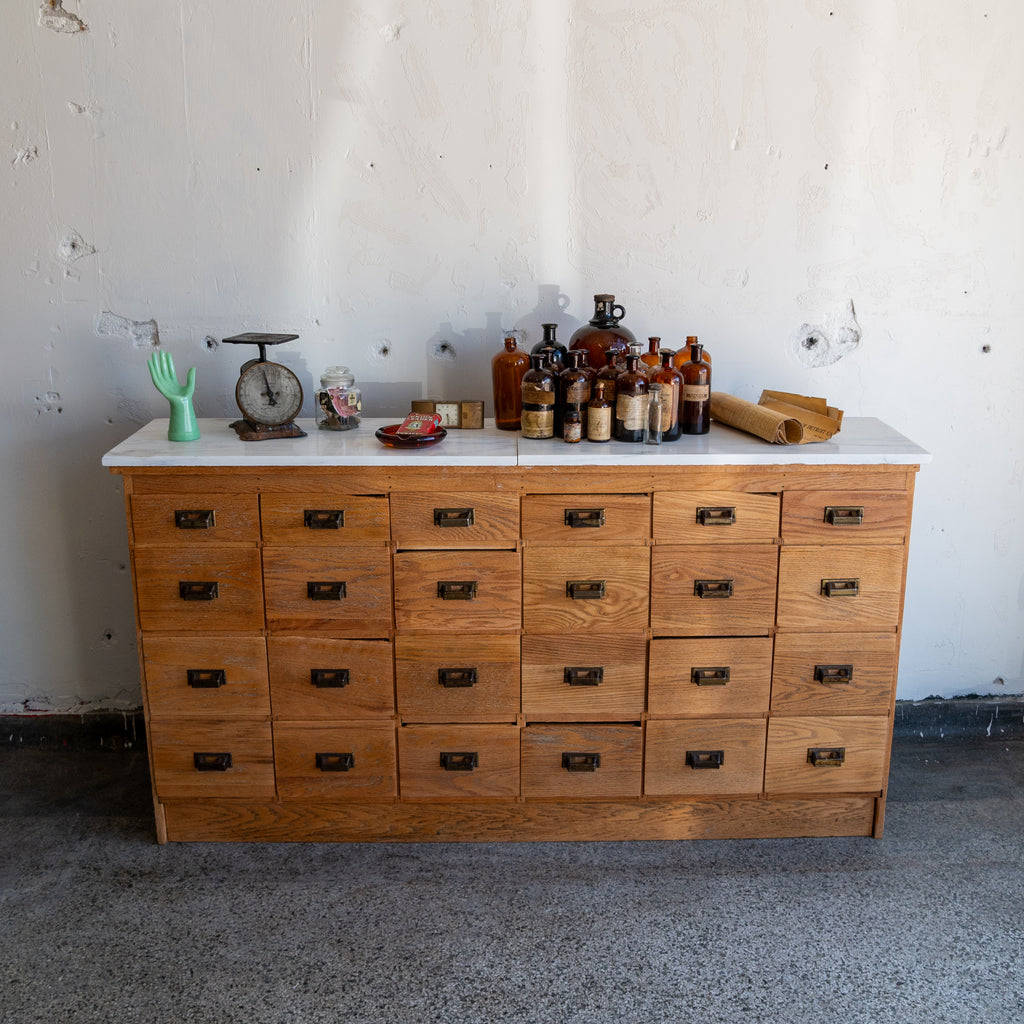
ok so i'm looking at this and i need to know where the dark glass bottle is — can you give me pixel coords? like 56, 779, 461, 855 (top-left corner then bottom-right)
562, 405, 582, 443
568, 294, 635, 370
615, 353, 648, 443
520, 353, 556, 439
680, 341, 711, 435
650, 348, 682, 442
559, 349, 592, 438
586, 378, 614, 442
491, 336, 531, 430
640, 336, 662, 375
531, 322, 567, 373
673, 335, 711, 370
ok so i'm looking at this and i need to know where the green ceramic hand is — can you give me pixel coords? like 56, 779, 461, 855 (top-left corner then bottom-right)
147, 350, 200, 442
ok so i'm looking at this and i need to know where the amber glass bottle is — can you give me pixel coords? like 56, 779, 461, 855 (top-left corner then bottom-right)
615, 353, 649, 442
521, 353, 556, 439
559, 349, 592, 437
586, 378, 614, 442
673, 335, 711, 370
568, 294, 635, 370
650, 349, 682, 441
679, 341, 711, 435
491, 336, 531, 430
640, 336, 662, 375
531, 322, 567, 373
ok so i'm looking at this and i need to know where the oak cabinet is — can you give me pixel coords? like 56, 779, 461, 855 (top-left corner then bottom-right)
106, 418, 923, 843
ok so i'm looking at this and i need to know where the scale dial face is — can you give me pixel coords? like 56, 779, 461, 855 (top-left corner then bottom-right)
235, 360, 304, 427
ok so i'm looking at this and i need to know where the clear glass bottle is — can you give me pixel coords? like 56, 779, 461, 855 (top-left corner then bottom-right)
520, 353, 556, 439
680, 341, 711, 435
644, 382, 664, 445
615, 353, 648, 443
491, 336, 530, 430
650, 349, 682, 442
586, 378, 614, 443
315, 366, 362, 430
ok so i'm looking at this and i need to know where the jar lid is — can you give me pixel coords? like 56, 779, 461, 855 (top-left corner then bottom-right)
320, 365, 354, 385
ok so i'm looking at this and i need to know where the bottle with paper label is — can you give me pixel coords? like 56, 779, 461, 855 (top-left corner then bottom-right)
680, 340, 711, 435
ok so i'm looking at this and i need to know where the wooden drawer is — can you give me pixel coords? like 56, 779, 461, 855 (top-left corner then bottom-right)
263, 546, 392, 634
781, 490, 910, 545
521, 723, 642, 799
653, 491, 779, 544
771, 633, 898, 716
149, 718, 275, 799
134, 547, 264, 632
522, 546, 648, 634
648, 638, 772, 717
521, 635, 645, 720
390, 491, 519, 548
777, 545, 903, 632
764, 716, 890, 794
393, 550, 521, 632
273, 722, 397, 800
397, 724, 520, 800
644, 719, 767, 796
131, 493, 259, 546
260, 494, 389, 546
268, 637, 394, 719
521, 493, 651, 545
395, 634, 520, 722
142, 636, 270, 717
650, 545, 777, 636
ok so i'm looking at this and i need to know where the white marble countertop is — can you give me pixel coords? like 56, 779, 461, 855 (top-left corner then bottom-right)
102, 417, 930, 468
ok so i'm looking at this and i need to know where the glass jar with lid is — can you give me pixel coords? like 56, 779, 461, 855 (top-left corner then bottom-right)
315, 365, 362, 430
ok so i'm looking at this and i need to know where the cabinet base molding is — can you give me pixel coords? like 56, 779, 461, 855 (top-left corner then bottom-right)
161, 796, 879, 843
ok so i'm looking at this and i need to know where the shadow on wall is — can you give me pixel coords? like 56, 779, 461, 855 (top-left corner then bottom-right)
420, 285, 583, 416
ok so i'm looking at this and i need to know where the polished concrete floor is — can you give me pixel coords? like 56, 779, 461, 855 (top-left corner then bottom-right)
2, 739, 1022, 1024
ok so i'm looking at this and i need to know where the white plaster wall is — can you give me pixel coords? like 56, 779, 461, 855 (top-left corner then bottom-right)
1, 0, 1021, 711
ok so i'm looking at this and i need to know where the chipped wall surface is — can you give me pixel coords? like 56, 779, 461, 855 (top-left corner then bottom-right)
1, 0, 1022, 710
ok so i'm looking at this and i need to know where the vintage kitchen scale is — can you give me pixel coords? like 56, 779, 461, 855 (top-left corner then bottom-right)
223, 333, 307, 440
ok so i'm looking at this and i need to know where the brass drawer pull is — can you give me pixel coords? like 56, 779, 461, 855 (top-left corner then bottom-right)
316, 752, 355, 772
304, 509, 344, 530
821, 578, 859, 598
807, 746, 846, 767
562, 751, 600, 772
193, 752, 231, 772
694, 579, 733, 599
566, 580, 606, 600
440, 751, 478, 772
696, 506, 736, 526
187, 668, 226, 689
564, 666, 603, 687
814, 664, 854, 685
438, 580, 477, 601
179, 580, 218, 601
691, 666, 730, 686
824, 505, 864, 526
686, 749, 725, 770
564, 508, 606, 528
438, 667, 477, 688
434, 507, 474, 528
174, 509, 214, 530
311, 668, 349, 689
308, 581, 346, 601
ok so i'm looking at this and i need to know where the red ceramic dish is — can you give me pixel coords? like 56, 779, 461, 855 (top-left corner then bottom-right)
374, 424, 448, 449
